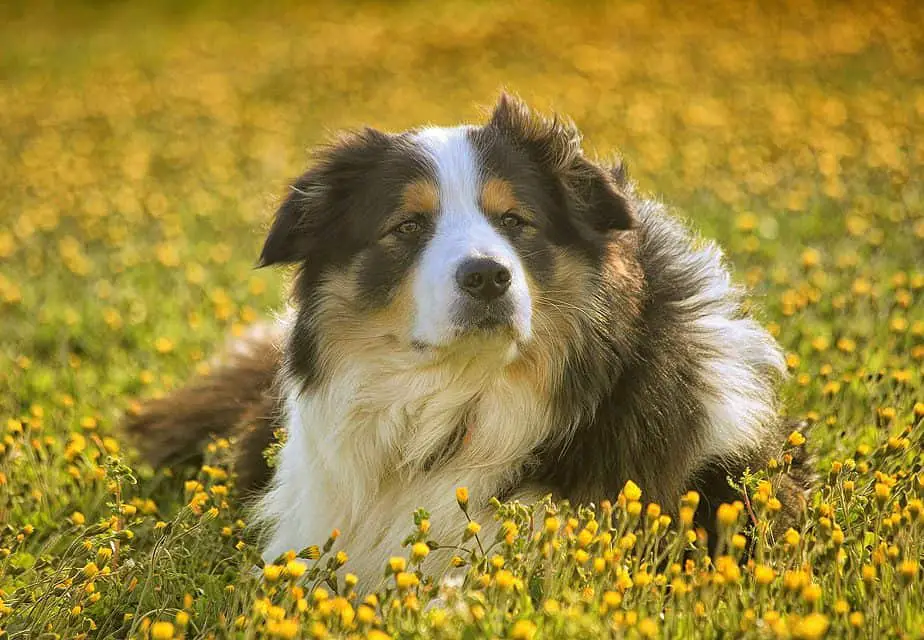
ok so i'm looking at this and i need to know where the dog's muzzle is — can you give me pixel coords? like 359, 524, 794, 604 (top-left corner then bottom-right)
453, 257, 517, 332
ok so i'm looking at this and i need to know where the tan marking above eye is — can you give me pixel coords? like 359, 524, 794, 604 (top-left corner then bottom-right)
400, 180, 440, 215
480, 177, 519, 215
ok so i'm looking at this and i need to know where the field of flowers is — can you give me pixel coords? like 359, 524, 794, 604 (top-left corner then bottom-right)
1, 0, 923, 637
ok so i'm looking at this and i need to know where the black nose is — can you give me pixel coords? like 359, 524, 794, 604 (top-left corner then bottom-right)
455, 258, 512, 301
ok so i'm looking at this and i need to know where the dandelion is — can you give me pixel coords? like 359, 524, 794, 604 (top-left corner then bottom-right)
263, 565, 284, 582
387, 557, 406, 574
754, 565, 775, 585
544, 516, 560, 535
464, 520, 481, 540
510, 619, 537, 640
716, 503, 739, 528
801, 583, 822, 604
456, 486, 469, 510
150, 622, 175, 640
266, 620, 300, 639
793, 613, 829, 639
395, 572, 419, 590
285, 560, 306, 579
899, 560, 918, 582
495, 569, 515, 590
638, 617, 658, 638
576, 528, 594, 548
622, 480, 642, 502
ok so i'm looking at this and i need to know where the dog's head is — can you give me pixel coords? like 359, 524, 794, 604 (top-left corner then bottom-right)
260, 94, 639, 379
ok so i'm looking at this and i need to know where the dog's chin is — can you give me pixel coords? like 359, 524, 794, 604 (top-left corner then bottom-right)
410, 321, 525, 364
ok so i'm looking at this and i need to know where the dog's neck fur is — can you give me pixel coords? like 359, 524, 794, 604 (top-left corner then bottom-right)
257, 329, 558, 584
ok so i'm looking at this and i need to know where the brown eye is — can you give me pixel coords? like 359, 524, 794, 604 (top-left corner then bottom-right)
395, 220, 421, 235
500, 210, 525, 228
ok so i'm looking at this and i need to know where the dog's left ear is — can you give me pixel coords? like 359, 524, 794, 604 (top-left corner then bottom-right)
258, 127, 393, 268
568, 158, 635, 232
487, 92, 634, 232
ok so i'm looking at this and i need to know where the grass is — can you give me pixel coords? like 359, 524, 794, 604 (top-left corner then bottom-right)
1, 0, 923, 637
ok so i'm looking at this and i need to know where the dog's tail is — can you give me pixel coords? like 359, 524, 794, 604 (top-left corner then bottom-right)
121, 322, 285, 492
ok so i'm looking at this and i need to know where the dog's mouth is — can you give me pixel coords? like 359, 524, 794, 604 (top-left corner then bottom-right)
410, 306, 523, 356
453, 298, 517, 333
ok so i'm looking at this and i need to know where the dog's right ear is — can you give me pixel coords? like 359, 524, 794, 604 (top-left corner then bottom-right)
257, 171, 324, 268
257, 127, 392, 268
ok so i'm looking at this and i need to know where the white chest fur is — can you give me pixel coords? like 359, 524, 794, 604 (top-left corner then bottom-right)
256, 343, 553, 587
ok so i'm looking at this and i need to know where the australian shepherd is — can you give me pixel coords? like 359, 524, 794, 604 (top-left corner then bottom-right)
124, 94, 811, 587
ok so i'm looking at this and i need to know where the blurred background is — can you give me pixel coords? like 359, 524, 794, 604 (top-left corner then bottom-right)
0, 0, 921, 418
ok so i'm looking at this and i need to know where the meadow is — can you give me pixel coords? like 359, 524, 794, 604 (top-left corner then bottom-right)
1, 0, 922, 637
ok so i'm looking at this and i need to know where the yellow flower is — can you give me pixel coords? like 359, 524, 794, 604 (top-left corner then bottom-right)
787, 430, 806, 446
783, 528, 801, 547
395, 572, 419, 590
266, 620, 300, 639
638, 617, 658, 638
544, 517, 560, 535
410, 542, 429, 562
793, 613, 829, 640
716, 503, 739, 527
464, 521, 481, 539
874, 483, 891, 505
71, 511, 86, 525
150, 622, 175, 640
357, 604, 376, 624
754, 564, 775, 585
802, 583, 822, 603
388, 557, 406, 574
715, 556, 740, 582
576, 528, 594, 548
622, 480, 642, 502
455, 486, 469, 509
899, 560, 918, 582
510, 619, 537, 640
849, 612, 864, 627
494, 569, 515, 590
285, 560, 306, 579
263, 565, 284, 582
82, 562, 99, 579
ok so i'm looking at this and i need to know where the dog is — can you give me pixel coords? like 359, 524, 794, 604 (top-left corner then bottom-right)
124, 93, 812, 588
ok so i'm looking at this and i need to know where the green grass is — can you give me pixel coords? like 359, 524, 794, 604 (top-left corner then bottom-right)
1, 1, 923, 637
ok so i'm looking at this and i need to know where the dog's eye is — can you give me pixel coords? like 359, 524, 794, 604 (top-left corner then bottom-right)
394, 220, 421, 235
500, 210, 525, 228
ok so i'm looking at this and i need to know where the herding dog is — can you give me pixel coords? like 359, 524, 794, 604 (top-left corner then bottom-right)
124, 94, 812, 587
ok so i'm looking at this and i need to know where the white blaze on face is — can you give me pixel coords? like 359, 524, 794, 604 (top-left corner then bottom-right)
409, 126, 532, 347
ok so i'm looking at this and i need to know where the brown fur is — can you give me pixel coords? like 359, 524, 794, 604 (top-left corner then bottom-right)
480, 177, 520, 217
123, 332, 284, 494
